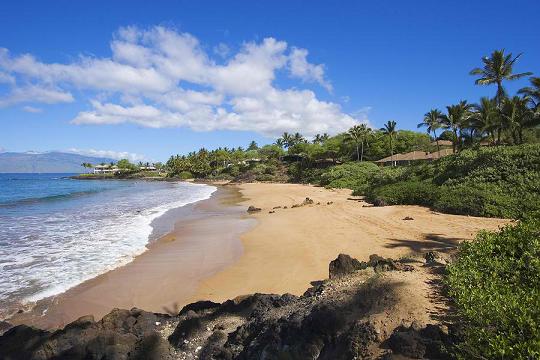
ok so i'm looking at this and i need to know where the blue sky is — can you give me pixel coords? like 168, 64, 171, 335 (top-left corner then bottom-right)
1, 0, 539, 162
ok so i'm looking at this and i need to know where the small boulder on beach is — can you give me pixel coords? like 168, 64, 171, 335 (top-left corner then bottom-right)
247, 206, 262, 213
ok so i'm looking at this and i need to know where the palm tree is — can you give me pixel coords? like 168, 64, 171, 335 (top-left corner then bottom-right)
80, 162, 92, 172
518, 77, 540, 110
440, 101, 473, 153
347, 124, 371, 161
380, 120, 397, 166
501, 96, 535, 144
418, 109, 443, 153
470, 97, 499, 144
313, 133, 330, 144
470, 49, 532, 107
292, 132, 306, 145
278, 132, 294, 148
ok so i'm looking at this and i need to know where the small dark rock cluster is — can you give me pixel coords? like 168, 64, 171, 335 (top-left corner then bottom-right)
329, 253, 414, 279
373, 198, 387, 207
246, 205, 261, 213
0, 308, 174, 360
388, 323, 453, 359
291, 197, 314, 207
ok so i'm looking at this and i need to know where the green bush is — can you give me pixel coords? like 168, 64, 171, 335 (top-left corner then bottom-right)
319, 162, 379, 192
446, 219, 540, 359
287, 164, 325, 184
178, 171, 193, 179
433, 183, 540, 219
360, 144, 540, 218
365, 180, 439, 206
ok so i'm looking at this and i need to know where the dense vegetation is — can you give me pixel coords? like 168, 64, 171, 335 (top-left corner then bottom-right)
447, 219, 540, 359
360, 144, 540, 218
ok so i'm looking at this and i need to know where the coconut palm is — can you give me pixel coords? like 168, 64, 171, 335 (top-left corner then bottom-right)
470, 97, 499, 144
380, 120, 397, 166
347, 124, 371, 161
501, 96, 535, 144
470, 49, 532, 107
440, 101, 473, 153
418, 109, 443, 153
313, 133, 330, 144
80, 162, 92, 172
292, 132, 306, 145
518, 77, 540, 110
277, 132, 294, 148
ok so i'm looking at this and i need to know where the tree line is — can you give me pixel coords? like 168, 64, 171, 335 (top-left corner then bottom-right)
161, 49, 538, 178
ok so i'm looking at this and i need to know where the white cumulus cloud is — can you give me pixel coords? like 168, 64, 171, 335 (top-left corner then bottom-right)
0, 26, 363, 137
0, 84, 73, 107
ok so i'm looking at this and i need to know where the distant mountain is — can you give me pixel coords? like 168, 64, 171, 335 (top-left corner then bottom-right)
0, 152, 115, 173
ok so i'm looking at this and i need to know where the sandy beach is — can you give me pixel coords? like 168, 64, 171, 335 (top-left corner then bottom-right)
188, 183, 508, 303
9, 182, 508, 330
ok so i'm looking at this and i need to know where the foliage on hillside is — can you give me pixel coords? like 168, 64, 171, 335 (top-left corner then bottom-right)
363, 144, 540, 219
447, 219, 540, 359
319, 162, 379, 192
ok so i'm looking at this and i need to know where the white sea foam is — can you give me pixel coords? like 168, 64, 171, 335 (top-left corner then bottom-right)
0, 181, 216, 312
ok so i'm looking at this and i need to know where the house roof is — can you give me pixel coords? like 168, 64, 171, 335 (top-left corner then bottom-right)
430, 140, 453, 146
427, 148, 454, 159
375, 148, 454, 163
375, 151, 430, 163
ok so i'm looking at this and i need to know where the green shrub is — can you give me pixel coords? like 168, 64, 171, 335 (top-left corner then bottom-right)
362, 144, 540, 219
319, 162, 379, 192
178, 171, 193, 179
434, 144, 540, 186
447, 219, 540, 359
434, 183, 540, 219
365, 180, 439, 206
365, 166, 411, 189
287, 164, 325, 184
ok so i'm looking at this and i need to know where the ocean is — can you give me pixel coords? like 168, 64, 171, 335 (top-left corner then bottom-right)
0, 174, 215, 318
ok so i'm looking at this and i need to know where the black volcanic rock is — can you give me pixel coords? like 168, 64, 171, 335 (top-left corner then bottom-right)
389, 324, 452, 359
246, 206, 261, 213
0, 308, 173, 360
329, 253, 368, 278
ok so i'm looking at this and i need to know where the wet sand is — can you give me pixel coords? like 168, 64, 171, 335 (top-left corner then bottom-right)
8, 185, 255, 329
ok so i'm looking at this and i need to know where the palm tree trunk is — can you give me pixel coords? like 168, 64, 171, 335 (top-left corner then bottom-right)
360, 141, 364, 162
452, 129, 458, 153
390, 138, 394, 166
434, 130, 440, 154
496, 81, 503, 108
356, 143, 360, 161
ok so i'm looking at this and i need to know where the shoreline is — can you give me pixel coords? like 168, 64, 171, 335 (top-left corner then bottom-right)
7, 184, 255, 330
6, 182, 508, 331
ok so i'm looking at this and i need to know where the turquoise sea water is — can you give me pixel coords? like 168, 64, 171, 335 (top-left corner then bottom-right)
0, 174, 215, 317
